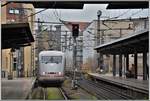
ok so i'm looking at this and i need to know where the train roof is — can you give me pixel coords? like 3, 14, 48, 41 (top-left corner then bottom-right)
39, 51, 64, 56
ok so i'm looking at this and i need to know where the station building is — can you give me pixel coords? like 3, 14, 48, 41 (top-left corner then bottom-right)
1, 2, 35, 78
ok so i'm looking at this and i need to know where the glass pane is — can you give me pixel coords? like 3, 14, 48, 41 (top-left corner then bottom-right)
14, 9, 20, 14
9, 9, 14, 14
41, 56, 62, 63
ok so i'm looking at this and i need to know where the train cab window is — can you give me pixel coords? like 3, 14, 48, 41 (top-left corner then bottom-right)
41, 56, 62, 64
52, 56, 62, 64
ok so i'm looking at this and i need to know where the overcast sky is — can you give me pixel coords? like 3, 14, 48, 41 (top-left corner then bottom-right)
36, 4, 149, 22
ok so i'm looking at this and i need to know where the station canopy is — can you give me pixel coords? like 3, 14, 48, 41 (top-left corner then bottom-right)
13, 1, 84, 9
2, 23, 34, 49
107, 2, 148, 9
12, 1, 148, 9
94, 29, 149, 54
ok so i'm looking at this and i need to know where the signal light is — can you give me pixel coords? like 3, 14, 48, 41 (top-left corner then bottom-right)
72, 24, 79, 37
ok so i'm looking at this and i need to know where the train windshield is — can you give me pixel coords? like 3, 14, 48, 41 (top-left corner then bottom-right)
41, 56, 62, 63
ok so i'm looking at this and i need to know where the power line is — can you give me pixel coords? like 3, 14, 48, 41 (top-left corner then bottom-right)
24, 9, 48, 19
53, 9, 61, 21
107, 9, 131, 20
29, 20, 63, 24
115, 9, 131, 19
23, 1, 57, 19
128, 9, 144, 17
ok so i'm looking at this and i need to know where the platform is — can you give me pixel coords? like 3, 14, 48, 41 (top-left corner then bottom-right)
88, 73, 149, 94
1, 78, 36, 99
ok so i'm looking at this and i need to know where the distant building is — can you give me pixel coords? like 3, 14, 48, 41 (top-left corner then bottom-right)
1, 2, 35, 78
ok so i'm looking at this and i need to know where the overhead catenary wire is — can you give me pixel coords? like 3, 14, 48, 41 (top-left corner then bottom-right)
23, 1, 57, 19
101, 9, 131, 34
53, 9, 61, 21
115, 9, 131, 19
24, 9, 48, 19
105, 9, 147, 22
53, 10, 59, 20
127, 9, 145, 18
102, 9, 147, 32
37, 4, 61, 23
105, 9, 131, 20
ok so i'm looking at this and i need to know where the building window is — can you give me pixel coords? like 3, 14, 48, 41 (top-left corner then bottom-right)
14, 9, 20, 14
20, 9, 24, 15
8, 8, 20, 15
9, 9, 14, 14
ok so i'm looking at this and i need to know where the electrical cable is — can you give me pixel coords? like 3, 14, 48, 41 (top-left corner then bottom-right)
24, 9, 48, 19
127, 9, 144, 18
53, 9, 61, 21
24, 1, 57, 19
115, 9, 131, 19
106, 9, 131, 20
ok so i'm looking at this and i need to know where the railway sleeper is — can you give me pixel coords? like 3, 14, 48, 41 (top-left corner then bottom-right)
78, 79, 133, 100
95, 79, 148, 99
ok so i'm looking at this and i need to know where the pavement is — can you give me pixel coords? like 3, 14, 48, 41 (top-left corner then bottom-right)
1, 77, 36, 99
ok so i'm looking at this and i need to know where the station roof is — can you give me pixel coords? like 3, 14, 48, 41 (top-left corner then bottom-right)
13, 1, 84, 9
2, 23, 34, 49
106, 2, 148, 9
12, 1, 148, 9
94, 29, 149, 54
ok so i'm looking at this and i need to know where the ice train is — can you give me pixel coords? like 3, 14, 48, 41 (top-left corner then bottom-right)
37, 51, 65, 86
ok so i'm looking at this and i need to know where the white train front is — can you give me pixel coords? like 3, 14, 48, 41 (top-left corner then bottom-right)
38, 51, 65, 85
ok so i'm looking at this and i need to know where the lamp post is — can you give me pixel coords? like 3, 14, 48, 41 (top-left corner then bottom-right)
97, 10, 102, 45
97, 10, 104, 73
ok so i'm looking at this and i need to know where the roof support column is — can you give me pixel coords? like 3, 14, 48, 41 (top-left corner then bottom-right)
134, 52, 138, 79
125, 54, 129, 72
113, 54, 116, 76
119, 54, 122, 77
143, 50, 147, 80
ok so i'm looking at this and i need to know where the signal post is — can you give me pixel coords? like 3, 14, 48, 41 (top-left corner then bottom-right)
71, 24, 79, 89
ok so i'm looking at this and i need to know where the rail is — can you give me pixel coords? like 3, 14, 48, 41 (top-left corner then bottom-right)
78, 79, 134, 100
59, 87, 69, 100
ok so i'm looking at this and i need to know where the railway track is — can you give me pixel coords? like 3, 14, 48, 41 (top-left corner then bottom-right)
95, 80, 134, 99
42, 87, 47, 100
78, 79, 134, 100
59, 87, 69, 100
33, 87, 69, 100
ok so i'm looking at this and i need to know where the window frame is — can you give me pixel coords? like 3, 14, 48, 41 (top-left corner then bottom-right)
8, 8, 21, 15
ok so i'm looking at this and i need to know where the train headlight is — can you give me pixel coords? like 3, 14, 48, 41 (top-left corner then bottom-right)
58, 72, 61, 75
43, 72, 45, 75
